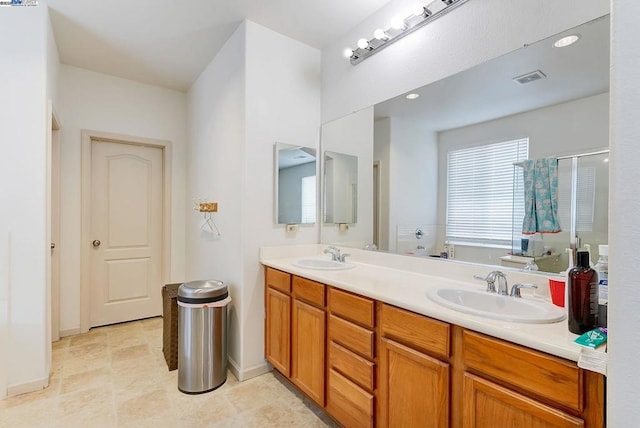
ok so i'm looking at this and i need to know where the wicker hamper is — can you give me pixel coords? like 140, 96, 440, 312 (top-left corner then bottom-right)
162, 283, 182, 371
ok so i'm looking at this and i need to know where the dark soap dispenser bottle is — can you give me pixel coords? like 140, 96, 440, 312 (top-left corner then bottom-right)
568, 251, 599, 334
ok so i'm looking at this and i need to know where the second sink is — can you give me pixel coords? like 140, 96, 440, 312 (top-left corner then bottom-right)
427, 287, 565, 324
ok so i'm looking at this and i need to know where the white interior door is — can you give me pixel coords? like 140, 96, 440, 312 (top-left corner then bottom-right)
51, 129, 60, 341
90, 140, 163, 327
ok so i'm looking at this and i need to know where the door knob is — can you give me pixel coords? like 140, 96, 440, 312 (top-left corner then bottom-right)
50, 243, 55, 249
92, 240, 101, 247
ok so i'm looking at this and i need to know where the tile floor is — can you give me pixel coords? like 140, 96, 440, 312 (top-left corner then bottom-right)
0, 318, 336, 427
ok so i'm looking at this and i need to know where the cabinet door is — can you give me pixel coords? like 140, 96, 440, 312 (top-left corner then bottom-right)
291, 298, 326, 406
463, 373, 584, 428
265, 287, 291, 376
378, 337, 449, 427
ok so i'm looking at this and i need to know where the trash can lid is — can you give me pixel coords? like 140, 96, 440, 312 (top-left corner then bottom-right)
178, 280, 228, 303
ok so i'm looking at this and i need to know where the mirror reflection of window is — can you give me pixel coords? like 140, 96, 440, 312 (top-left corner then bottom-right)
301, 175, 316, 223
446, 138, 529, 247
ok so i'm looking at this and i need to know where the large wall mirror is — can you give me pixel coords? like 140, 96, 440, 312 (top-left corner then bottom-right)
274, 143, 317, 224
320, 15, 610, 275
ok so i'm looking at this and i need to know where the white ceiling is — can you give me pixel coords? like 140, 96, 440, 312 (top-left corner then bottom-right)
375, 15, 610, 132
47, 0, 393, 92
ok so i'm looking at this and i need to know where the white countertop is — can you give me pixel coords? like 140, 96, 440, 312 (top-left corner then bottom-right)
260, 244, 587, 362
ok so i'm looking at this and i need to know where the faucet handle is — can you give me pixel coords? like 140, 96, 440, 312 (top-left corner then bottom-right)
510, 283, 538, 298
474, 274, 496, 293
339, 253, 350, 263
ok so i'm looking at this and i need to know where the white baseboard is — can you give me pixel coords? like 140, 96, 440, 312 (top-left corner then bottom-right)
59, 327, 81, 338
7, 376, 49, 397
228, 357, 271, 382
228, 357, 240, 380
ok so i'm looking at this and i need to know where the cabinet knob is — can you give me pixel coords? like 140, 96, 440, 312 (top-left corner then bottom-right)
92, 240, 101, 247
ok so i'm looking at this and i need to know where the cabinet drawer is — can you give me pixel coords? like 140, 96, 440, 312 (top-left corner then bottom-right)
326, 369, 374, 428
380, 304, 450, 360
329, 287, 374, 328
292, 276, 325, 307
329, 341, 374, 391
329, 314, 374, 360
462, 330, 583, 412
265, 267, 291, 293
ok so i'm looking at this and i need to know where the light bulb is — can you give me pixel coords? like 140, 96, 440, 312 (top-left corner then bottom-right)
391, 16, 407, 30
357, 38, 369, 50
374, 29, 388, 40
411, 4, 425, 16
342, 48, 354, 59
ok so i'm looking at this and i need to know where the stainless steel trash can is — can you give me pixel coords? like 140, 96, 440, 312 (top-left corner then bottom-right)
177, 280, 231, 394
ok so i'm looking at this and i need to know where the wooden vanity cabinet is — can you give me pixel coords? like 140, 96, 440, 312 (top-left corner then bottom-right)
378, 303, 451, 428
264, 267, 605, 428
326, 287, 376, 428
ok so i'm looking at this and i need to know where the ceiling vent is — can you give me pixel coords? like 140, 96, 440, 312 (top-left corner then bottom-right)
513, 70, 547, 85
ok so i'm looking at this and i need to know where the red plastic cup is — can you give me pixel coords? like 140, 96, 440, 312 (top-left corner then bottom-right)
549, 279, 566, 308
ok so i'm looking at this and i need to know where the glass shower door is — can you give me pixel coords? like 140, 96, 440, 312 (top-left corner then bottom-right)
575, 153, 609, 262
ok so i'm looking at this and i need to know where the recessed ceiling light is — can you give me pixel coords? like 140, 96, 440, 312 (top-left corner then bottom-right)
553, 34, 580, 48
406, 93, 420, 100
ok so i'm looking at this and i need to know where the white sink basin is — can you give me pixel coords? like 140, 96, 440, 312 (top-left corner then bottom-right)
292, 258, 355, 271
427, 287, 565, 324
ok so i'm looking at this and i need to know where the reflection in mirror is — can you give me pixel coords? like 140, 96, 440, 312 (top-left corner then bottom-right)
320, 15, 610, 275
323, 151, 358, 224
274, 143, 317, 224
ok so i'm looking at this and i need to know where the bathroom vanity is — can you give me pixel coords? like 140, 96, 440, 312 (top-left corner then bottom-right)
261, 246, 605, 428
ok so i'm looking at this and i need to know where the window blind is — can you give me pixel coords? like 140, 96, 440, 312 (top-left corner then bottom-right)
446, 138, 529, 247
301, 175, 316, 223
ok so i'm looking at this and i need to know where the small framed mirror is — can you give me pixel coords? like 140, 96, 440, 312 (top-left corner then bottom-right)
274, 143, 317, 224
323, 151, 358, 224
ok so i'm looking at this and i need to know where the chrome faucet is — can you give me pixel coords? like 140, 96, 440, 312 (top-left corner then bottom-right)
324, 246, 341, 261
474, 270, 509, 295
324, 246, 350, 263
510, 283, 538, 298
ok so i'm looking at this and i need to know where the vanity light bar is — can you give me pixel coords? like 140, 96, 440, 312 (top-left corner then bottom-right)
346, 0, 470, 65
